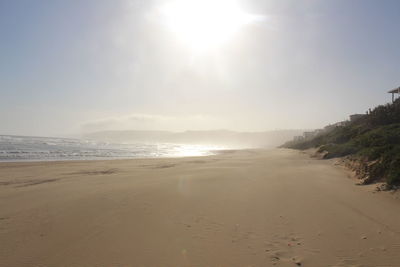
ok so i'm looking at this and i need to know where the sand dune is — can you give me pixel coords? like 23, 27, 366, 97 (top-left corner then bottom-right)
1, 149, 400, 266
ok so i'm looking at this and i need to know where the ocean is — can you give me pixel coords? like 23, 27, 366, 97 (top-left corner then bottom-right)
0, 135, 222, 162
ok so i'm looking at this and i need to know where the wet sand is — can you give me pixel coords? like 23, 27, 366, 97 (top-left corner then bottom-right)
1, 149, 400, 267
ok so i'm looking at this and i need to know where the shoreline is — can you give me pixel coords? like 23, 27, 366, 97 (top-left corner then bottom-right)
0, 148, 241, 164
1, 148, 400, 266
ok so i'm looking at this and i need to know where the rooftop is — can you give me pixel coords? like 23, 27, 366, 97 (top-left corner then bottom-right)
388, 87, 400, 94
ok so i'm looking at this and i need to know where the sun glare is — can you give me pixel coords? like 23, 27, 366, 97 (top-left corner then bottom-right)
160, 0, 257, 52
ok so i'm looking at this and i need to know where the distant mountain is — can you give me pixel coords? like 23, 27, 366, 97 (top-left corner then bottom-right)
84, 129, 304, 148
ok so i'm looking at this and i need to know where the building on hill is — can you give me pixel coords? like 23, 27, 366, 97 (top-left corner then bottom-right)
388, 86, 400, 102
332, 121, 349, 127
349, 114, 365, 122
293, 136, 304, 142
314, 129, 324, 135
303, 131, 316, 139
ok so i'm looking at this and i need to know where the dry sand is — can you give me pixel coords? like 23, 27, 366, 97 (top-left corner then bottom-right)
1, 149, 400, 267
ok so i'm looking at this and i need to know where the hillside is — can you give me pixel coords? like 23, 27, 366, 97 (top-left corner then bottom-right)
282, 98, 400, 186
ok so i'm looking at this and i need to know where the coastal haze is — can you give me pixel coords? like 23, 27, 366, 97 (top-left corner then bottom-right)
84, 129, 303, 147
0, 130, 303, 161
1, 0, 399, 137
1, 1, 400, 267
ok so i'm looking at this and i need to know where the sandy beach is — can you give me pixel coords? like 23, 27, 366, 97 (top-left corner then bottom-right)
1, 149, 400, 267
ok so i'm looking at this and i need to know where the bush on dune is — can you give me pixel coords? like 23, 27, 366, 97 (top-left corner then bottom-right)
283, 99, 400, 185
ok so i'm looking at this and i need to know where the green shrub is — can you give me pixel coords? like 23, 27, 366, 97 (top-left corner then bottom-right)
321, 143, 359, 159
282, 99, 400, 185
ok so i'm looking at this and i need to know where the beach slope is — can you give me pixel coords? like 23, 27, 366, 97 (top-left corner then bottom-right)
1, 149, 400, 266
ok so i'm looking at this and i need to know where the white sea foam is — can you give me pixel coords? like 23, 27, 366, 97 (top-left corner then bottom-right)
0, 135, 223, 162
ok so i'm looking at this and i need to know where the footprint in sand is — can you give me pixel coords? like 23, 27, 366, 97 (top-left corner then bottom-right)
264, 234, 308, 266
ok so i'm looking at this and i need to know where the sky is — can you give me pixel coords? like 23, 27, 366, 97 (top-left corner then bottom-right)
1, 0, 400, 137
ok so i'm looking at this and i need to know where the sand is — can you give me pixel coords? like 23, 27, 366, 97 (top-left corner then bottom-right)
1, 149, 400, 267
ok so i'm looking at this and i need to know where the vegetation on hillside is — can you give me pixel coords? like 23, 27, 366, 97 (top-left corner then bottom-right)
282, 98, 400, 186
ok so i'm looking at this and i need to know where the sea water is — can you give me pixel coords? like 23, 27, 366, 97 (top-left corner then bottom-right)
0, 135, 222, 162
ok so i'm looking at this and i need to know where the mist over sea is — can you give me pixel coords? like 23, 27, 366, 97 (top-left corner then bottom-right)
0, 135, 223, 162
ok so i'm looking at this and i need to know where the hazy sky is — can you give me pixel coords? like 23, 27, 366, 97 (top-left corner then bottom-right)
1, 0, 400, 136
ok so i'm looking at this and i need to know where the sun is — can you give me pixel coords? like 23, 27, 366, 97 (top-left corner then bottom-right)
160, 0, 257, 52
